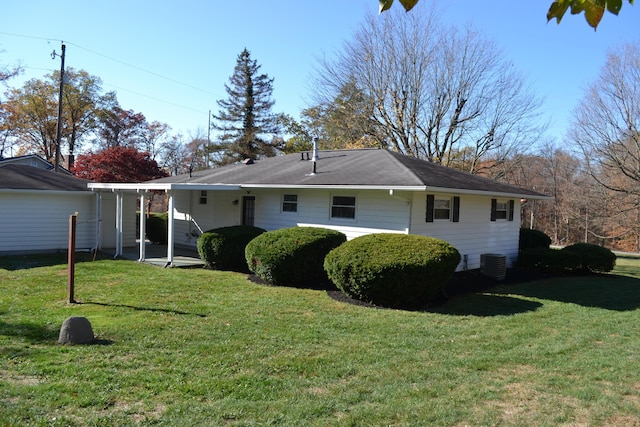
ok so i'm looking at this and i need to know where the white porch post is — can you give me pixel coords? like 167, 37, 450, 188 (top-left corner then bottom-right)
138, 191, 146, 262
114, 190, 123, 258
166, 190, 175, 266
94, 192, 102, 252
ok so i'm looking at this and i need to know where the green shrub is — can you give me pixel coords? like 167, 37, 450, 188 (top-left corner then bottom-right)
519, 228, 551, 251
561, 243, 616, 273
517, 247, 581, 274
145, 213, 168, 244
245, 227, 346, 286
197, 226, 265, 272
324, 233, 461, 309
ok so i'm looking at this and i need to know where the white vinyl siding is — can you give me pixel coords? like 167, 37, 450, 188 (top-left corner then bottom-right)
253, 189, 411, 240
412, 193, 520, 270
0, 191, 97, 255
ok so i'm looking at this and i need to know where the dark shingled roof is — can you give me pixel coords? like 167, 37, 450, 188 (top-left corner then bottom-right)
0, 164, 91, 192
150, 149, 546, 198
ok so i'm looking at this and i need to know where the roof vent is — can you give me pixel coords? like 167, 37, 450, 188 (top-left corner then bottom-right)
242, 158, 254, 165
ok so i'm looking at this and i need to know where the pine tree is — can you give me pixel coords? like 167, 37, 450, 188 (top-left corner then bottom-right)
211, 48, 281, 165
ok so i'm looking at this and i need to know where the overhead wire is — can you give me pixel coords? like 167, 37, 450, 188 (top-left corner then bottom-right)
0, 31, 219, 117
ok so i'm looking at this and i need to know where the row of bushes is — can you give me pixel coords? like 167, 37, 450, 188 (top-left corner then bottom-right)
192, 225, 616, 308
518, 228, 616, 274
197, 226, 460, 309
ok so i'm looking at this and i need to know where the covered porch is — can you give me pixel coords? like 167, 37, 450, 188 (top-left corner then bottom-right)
88, 182, 240, 268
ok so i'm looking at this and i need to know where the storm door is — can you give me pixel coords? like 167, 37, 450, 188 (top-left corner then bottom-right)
242, 196, 256, 226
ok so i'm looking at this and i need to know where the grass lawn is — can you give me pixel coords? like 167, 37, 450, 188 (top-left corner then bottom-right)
1, 253, 640, 426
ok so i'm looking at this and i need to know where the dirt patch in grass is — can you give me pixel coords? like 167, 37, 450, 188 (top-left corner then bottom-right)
0, 369, 42, 385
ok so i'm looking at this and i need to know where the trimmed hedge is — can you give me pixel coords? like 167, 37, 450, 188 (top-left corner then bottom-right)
518, 247, 580, 274
324, 233, 461, 309
197, 226, 265, 272
519, 244, 616, 275
519, 228, 551, 251
561, 243, 616, 273
245, 227, 346, 286
145, 213, 168, 244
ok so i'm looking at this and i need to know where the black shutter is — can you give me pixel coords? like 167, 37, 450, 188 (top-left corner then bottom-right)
426, 194, 434, 222
452, 196, 460, 223
490, 198, 497, 222
508, 199, 515, 221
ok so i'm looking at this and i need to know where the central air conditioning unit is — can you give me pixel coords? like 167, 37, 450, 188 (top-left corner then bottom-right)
480, 253, 507, 280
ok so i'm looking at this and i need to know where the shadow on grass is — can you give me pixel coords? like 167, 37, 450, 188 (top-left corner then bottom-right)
79, 301, 207, 318
495, 273, 640, 312
0, 252, 101, 271
0, 320, 59, 343
0, 320, 114, 345
330, 268, 640, 316
427, 293, 544, 316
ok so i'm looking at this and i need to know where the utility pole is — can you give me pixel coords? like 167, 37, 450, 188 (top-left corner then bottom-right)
52, 43, 65, 173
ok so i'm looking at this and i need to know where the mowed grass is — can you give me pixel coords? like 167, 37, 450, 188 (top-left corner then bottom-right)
1, 253, 640, 426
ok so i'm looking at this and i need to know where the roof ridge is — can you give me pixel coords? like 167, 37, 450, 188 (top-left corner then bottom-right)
381, 149, 428, 185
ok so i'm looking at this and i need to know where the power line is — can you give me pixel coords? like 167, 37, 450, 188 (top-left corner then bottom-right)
65, 41, 222, 98
102, 82, 209, 115
1, 30, 217, 125
0, 31, 222, 99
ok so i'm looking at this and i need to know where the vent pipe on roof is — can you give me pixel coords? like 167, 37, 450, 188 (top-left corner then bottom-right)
305, 138, 319, 176
312, 137, 319, 162
310, 138, 319, 175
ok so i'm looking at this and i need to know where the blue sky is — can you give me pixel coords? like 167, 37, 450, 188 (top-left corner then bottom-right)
1, 0, 639, 145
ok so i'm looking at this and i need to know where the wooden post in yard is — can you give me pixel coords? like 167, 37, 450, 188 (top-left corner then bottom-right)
68, 213, 77, 303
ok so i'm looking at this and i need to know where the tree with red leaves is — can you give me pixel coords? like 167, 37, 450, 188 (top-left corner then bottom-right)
72, 146, 168, 182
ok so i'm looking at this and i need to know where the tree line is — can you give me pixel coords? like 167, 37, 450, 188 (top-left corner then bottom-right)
1, 6, 639, 251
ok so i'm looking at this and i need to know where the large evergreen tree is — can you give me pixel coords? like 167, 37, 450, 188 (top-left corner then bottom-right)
210, 48, 281, 165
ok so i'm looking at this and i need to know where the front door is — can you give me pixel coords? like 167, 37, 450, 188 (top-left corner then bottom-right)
242, 196, 255, 226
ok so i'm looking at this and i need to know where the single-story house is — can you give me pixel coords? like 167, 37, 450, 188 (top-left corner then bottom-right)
0, 155, 136, 255
88, 148, 550, 271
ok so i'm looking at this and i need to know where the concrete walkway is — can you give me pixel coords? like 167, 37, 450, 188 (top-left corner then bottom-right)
116, 242, 205, 268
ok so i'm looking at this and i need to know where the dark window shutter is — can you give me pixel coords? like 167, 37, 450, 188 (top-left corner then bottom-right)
508, 199, 515, 221
490, 198, 497, 222
452, 196, 460, 222
426, 194, 434, 222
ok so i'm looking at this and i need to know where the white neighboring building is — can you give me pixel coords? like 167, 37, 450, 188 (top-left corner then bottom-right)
0, 158, 95, 255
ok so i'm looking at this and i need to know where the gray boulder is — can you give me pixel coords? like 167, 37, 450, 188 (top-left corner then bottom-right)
58, 316, 95, 344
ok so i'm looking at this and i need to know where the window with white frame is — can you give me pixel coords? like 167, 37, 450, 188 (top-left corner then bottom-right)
282, 194, 298, 212
434, 198, 451, 220
491, 198, 514, 221
331, 196, 356, 219
495, 201, 508, 220
426, 195, 460, 223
